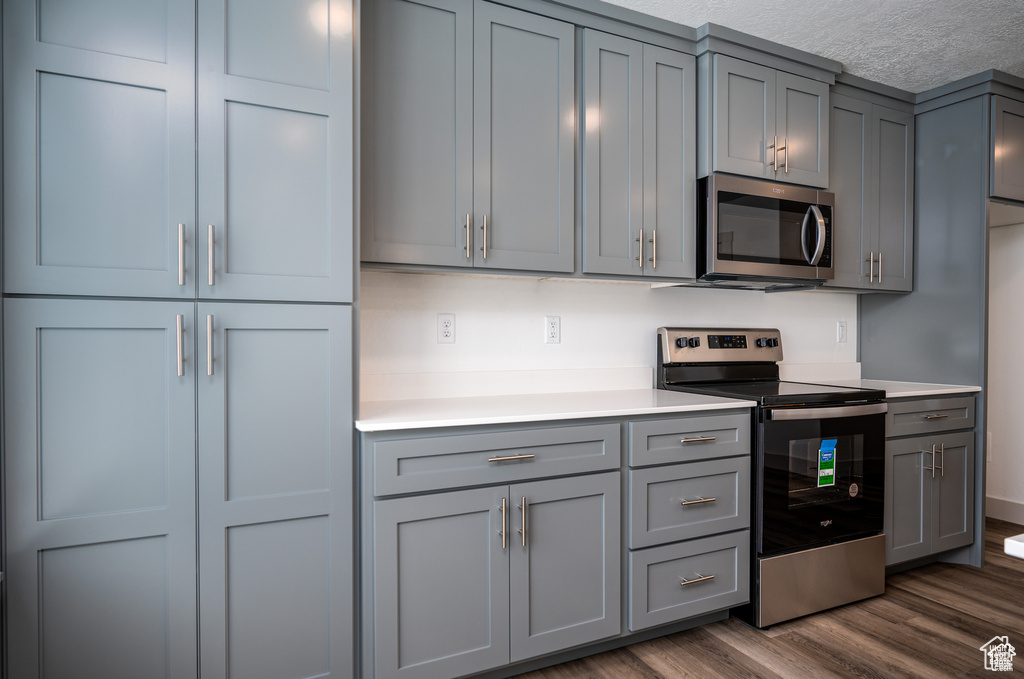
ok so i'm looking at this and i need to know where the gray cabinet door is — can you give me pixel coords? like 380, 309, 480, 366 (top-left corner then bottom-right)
931, 431, 975, 554
885, 437, 930, 565
4, 298, 197, 679
509, 473, 620, 662
3, 0, 196, 298
373, 487, 511, 679
198, 0, 353, 302
828, 93, 872, 288
775, 71, 829, 188
474, 1, 575, 273
582, 30, 644, 276
991, 96, 1024, 202
872, 105, 914, 292
712, 55, 775, 179
643, 44, 697, 279
361, 0, 474, 267
197, 303, 353, 679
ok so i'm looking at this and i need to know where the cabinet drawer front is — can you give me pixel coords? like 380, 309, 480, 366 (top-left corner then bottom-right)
629, 457, 749, 549
886, 396, 975, 437
370, 423, 620, 496
629, 412, 749, 467
628, 531, 749, 631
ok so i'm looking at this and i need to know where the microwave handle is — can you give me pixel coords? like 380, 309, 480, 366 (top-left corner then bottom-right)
801, 205, 827, 266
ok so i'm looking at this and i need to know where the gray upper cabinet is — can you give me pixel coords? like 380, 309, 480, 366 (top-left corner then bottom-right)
363, 0, 574, 273
197, 0, 353, 302
4, 298, 198, 679
991, 95, 1024, 203
704, 54, 829, 188
2, 0, 197, 298
582, 31, 696, 279
827, 92, 914, 292
198, 303, 353, 679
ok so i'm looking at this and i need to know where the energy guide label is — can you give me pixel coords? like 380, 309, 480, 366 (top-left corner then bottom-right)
818, 439, 837, 488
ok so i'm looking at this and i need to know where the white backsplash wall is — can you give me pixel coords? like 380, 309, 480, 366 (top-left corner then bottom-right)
360, 270, 859, 401
987, 221, 1024, 523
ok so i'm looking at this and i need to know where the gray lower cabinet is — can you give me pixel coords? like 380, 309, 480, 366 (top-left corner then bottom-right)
582, 30, 696, 279
198, 303, 353, 679
884, 395, 976, 566
371, 472, 620, 679
701, 53, 829, 188
3, 298, 355, 679
362, 0, 574, 273
828, 90, 914, 292
4, 298, 199, 679
991, 95, 1024, 202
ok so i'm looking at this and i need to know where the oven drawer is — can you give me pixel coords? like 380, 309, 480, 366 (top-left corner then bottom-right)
628, 531, 749, 631
629, 457, 750, 549
628, 412, 750, 467
368, 423, 620, 497
886, 396, 975, 438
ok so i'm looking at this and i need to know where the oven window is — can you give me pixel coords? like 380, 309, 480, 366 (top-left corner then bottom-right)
787, 434, 864, 509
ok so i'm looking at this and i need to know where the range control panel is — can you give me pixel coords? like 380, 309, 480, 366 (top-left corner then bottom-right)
658, 327, 783, 364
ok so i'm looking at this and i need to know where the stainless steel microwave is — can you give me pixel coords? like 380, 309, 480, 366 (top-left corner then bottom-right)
697, 174, 835, 287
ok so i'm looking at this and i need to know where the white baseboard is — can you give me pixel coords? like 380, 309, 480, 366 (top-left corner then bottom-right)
986, 496, 1024, 525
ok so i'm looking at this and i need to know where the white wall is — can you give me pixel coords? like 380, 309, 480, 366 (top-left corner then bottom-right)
987, 221, 1024, 523
360, 271, 859, 401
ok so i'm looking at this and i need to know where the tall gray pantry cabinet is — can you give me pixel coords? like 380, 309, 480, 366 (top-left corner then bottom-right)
1, 1, 356, 678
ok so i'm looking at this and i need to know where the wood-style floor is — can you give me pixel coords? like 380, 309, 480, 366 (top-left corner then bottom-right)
515, 519, 1024, 679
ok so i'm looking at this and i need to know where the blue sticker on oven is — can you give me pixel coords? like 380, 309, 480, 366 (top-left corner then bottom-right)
818, 439, 837, 488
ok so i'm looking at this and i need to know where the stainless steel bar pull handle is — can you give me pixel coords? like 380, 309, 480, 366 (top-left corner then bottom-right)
680, 496, 717, 507
499, 497, 507, 550
681, 435, 716, 443
783, 137, 789, 173
208, 225, 215, 286
924, 414, 949, 420
868, 252, 875, 283
465, 214, 472, 259
480, 215, 488, 260
178, 223, 186, 285
877, 250, 883, 284
649, 230, 657, 269
488, 453, 535, 463
923, 445, 936, 478
680, 573, 715, 587
636, 228, 645, 271
176, 314, 184, 377
936, 443, 945, 477
768, 135, 778, 171
518, 497, 527, 547
206, 314, 214, 376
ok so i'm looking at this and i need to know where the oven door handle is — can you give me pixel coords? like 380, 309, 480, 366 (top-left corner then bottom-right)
768, 402, 888, 421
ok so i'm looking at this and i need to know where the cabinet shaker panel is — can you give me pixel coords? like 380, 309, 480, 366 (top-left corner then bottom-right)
473, 1, 575, 272
3, 0, 196, 297
991, 96, 1024, 202
198, 0, 353, 302
198, 303, 353, 679
712, 55, 774, 179
361, 0, 474, 267
873, 106, 914, 292
3, 298, 198, 679
775, 71, 829, 187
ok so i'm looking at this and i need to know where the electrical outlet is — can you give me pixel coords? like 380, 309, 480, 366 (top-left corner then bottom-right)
545, 316, 560, 344
437, 313, 455, 344
836, 321, 848, 343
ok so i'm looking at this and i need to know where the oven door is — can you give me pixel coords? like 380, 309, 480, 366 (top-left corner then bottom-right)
757, 402, 886, 556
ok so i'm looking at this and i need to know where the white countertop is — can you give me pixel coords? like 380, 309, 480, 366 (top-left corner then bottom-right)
823, 379, 981, 399
356, 389, 754, 432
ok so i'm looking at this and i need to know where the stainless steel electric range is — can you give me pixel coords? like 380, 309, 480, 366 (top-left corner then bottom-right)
657, 327, 887, 628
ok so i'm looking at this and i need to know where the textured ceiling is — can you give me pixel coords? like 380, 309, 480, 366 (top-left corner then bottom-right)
603, 0, 1024, 93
